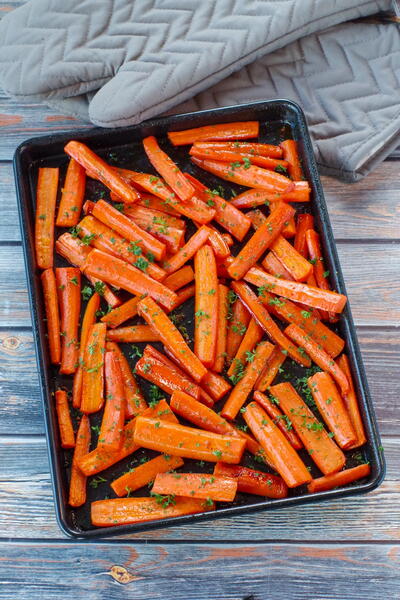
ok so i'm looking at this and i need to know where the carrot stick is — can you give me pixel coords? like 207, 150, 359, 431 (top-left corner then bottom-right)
248, 207, 295, 240
189, 146, 288, 171
270, 236, 312, 282
143, 136, 194, 202
244, 267, 347, 314
106, 341, 147, 418
152, 472, 237, 502
294, 214, 314, 257
124, 206, 185, 254
162, 225, 211, 274
41, 269, 61, 364
213, 284, 229, 373
306, 229, 338, 322
97, 351, 126, 451
55, 267, 81, 375
170, 389, 239, 437
101, 297, 140, 329
255, 346, 286, 392
168, 284, 196, 311
280, 140, 303, 181
168, 121, 259, 146
134, 417, 246, 463
55, 390, 75, 449
243, 402, 311, 487
230, 183, 310, 209
56, 159, 86, 227
194, 245, 218, 368
308, 371, 356, 450
72, 292, 100, 409
203, 226, 231, 260
253, 390, 303, 450
221, 233, 234, 247
285, 324, 349, 394
213, 463, 288, 499
91, 496, 214, 527
270, 382, 345, 475
35, 167, 59, 269
64, 141, 140, 204
227, 318, 264, 378
308, 464, 371, 494
190, 141, 283, 158
227, 203, 295, 279
270, 202, 296, 239
164, 265, 194, 291
137, 193, 181, 215
106, 325, 160, 343
81, 323, 106, 414
136, 354, 200, 401
232, 282, 311, 367
125, 204, 185, 230
337, 354, 367, 449
226, 297, 251, 364
68, 415, 91, 507
111, 454, 185, 497
282, 182, 311, 202
262, 251, 294, 280
83, 249, 177, 311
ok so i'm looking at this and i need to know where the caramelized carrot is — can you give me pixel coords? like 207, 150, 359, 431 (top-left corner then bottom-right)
138, 351, 201, 402
294, 213, 314, 257
189, 145, 288, 170
213, 284, 229, 373
230, 182, 310, 209
106, 342, 147, 418
168, 121, 259, 145
35, 167, 59, 269
137, 193, 181, 215
72, 292, 100, 409
221, 233, 234, 247
194, 245, 218, 367
226, 297, 251, 364
106, 325, 160, 343
170, 390, 239, 438
270, 236, 312, 282
164, 265, 194, 291
190, 141, 283, 158
41, 269, 61, 364
255, 345, 286, 392
111, 454, 184, 497
152, 472, 237, 502
97, 352, 126, 451
262, 251, 294, 280
204, 226, 231, 260
308, 464, 371, 494
280, 139, 303, 181
55, 268, 81, 375
270, 202, 296, 239
227, 318, 263, 378
124, 205, 185, 254
163, 225, 211, 274
68, 415, 91, 507
337, 354, 367, 448
55, 390, 75, 449
101, 297, 140, 329
56, 159, 86, 227
253, 390, 303, 450
213, 463, 288, 498
168, 284, 196, 311
81, 323, 106, 414
306, 229, 338, 322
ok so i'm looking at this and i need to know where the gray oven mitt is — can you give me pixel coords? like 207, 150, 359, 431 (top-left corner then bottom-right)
0, 0, 397, 181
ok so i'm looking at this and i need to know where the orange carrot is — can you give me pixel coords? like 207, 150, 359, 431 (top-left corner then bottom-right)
111, 454, 184, 497
226, 297, 251, 364
106, 341, 147, 418
190, 141, 283, 158
243, 402, 311, 488
35, 167, 59, 269
136, 354, 201, 402
55, 390, 75, 449
270, 382, 345, 475
137, 193, 181, 215
189, 145, 288, 171
306, 229, 338, 322
72, 292, 100, 409
81, 323, 106, 414
126, 204, 185, 230
262, 251, 294, 280
68, 415, 91, 507
294, 213, 314, 257
106, 325, 160, 343
97, 352, 126, 451
163, 265, 194, 291
269, 202, 296, 239
230, 183, 310, 209
142, 346, 202, 401
168, 121, 259, 145
255, 345, 286, 392
227, 318, 263, 378
168, 284, 196, 311
163, 225, 211, 274
101, 297, 140, 329
41, 269, 61, 364
308, 464, 371, 494
213, 463, 288, 498
124, 206, 185, 254
248, 207, 296, 240
194, 245, 218, 368
64, 141, 140, 203
280, 139, 303, 181
56, 159, 86, 227
213, 284, 229, 373
270, 236, 312, 282
253, 390, 303, 450
170, 390, 238, 437
134, 417, 246, 463
204, 226, 231, 260
221, 233, 234, 247
55, 267, 81, 374
152, 472, 237, 502
282, 182, 311, 202
337, 354, 367, 449
304, 271, 324, 320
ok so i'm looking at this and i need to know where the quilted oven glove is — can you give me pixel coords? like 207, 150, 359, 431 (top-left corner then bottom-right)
0, 0, 398, 181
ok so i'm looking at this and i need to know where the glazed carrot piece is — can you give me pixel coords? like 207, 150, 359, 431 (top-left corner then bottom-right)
306, 229, 338, 322
232, 282, 311, 367
111, 454, 185, 497
221, 233, 234, 247
243, 402, 311, 487
83, 249, 177, 311
194, 245, 218, 367
270, 382, 345, 475
64, 141, 140, 203
68, 415, 91, 507
282, 181, 311, 202
170, 390, 238, 438
35, 167, 59, 269
213, 463, 288, 498
106, 325, 160, 343
255, 346, 286, 392
55, 390, 75, 449
143, 136, 194, 202
337, 354, 367, 448
56, 159, 86, 227
226, 297, 251, 364
230, 182, 310, 209
308, 464, 371, 494
125, 204, 185, 230
97, 352, 126, 451
106, 342, 147, 418
213, 284, 229, 373
270, 236, 312, 282
308, 371, 356, 450
280, 139, 303, 181
164, 265, 194, 291
162, 225, 211, 274
41, 269, 61, 364
222, 341, 275, 420
124, 206, 185, 254
190, 141, 283, 158
134, 417, 246, 463
262, 251, 294, 280
91, 496, 214, 527
227, 203, 295, 279
137, 355, 202, 402
189, 145, 288, 171
269, 203, 296, 239
285, 324, 349, 394
72, 292, 100, 409
152, 472, 237, 502
244, 267, 347, 313
253, 391, 303, 450
101, 297, 140, 329
168, 121, 259, 145
191, 156, 294, 195
55, 268, 81, 375
227, 318, 263, 378
294, 213, 314, 257
81, 323, 106, 414
204, 226, 231, 260
304, 271, 324, 320
137, 193, 181, 215
169, 284, 196, 311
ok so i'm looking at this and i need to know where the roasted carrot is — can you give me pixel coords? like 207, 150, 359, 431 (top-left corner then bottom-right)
243, 402, 311, 488
262, 251, 294, 280
35, 167, 59, 269
213, 463, 288, 498
231, 183, 310, 210
194, 245, 218, 367
133, 417, 246, 463
308, 464, 371, 494
337, 354, 367, 448
270, 382, 345, 475
226, 296, 251, 364
152, 472, 237, 502
247, 207, 294, 240
55, 390, 75, 449
56, 159, 86, 227
270, 202, 296, 239
189, 145, 288, 171
190, 141, 283, 158
64, 141, 140, 204
227, 318, 264, 378
306, 229, 338, 322
55, 267, 81, 375
168, 284, 196, 311
137, 296, 207, 382
213, 284, 229, 373
126, 204, 185, 230
124, 206, 185, 254
68, 415, 91, 507
81, 323, 106, 414
72, 292, 100, 409
91, 496, 214, 527
280, 139, 303, 181
106, 342, 147, 418
227, 203, 295, 279
221, 233, 234, 247
97, 352, 126, 451
137, 193, 181, 215
163, 265, 194, 291
137, 354, 201, 401
253, 390, 303, 450
41, 269, 61, 364
244, 267, 347, 314
255, 345, 286, 392
111, 454, 184, 497
101, 297, 140, 329
204, 226, 231, 260
168, 121, 259, 145
106, 325, 160, 343
270, 236, 312, 282
294, 213, 314, 257
282, 181, 311, 202
163, 225, 211, 274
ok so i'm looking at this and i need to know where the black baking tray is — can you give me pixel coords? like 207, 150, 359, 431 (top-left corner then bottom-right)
13, 100, 385, 538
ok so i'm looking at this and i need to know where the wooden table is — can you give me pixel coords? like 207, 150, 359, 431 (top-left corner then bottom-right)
0, 7, 399, 598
